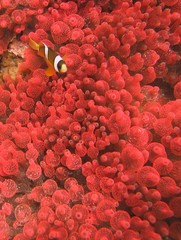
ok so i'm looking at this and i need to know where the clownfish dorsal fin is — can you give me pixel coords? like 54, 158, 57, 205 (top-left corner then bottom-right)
29, 38, 40, 51
62, 54, 67, 62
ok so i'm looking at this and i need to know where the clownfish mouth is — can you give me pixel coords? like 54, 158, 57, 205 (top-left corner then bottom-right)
61, 63, 67, 73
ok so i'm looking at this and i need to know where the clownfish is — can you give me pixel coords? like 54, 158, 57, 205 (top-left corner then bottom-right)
29, 38, 67, 76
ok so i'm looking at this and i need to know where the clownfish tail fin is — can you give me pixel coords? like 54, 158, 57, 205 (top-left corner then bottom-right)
29, 38, 39, 51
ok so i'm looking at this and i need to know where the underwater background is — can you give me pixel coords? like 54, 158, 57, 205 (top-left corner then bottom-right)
0, 0, 180, 239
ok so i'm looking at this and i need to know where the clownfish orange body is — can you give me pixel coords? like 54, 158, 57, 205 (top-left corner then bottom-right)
29, 38, 67, 76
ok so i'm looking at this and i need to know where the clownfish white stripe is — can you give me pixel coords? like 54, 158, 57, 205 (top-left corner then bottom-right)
54, 55, 62, 72
43, 43, 49, 60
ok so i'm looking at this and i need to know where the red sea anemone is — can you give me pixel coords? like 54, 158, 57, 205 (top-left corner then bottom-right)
0, 0, 180, 239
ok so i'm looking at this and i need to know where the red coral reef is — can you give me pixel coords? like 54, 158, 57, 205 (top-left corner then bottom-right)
0, 0, 180, 239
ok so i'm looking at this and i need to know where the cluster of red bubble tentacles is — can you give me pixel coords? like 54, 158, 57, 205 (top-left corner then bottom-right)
0, 0, 181, 239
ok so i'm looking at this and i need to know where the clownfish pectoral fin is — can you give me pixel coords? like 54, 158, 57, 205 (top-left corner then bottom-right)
29, 38, 39, 51
45, 65, 56, 76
